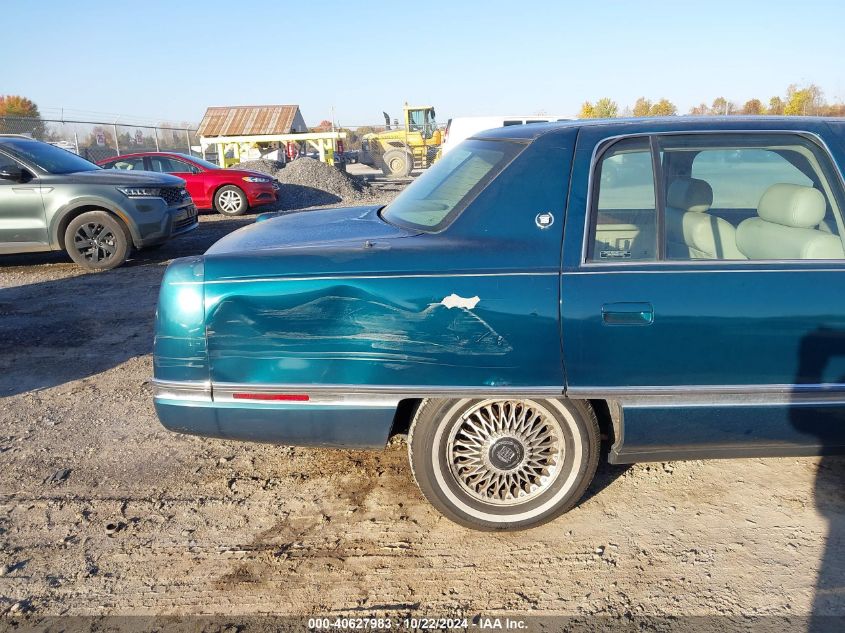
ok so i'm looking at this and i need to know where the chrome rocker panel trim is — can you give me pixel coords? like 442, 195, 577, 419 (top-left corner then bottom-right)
152, 380, 845, 458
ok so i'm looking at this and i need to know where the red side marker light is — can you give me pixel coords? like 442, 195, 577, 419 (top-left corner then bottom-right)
232, 393, 310, 402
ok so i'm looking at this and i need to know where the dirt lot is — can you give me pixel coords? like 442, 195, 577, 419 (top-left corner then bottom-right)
1, 202, 845, 622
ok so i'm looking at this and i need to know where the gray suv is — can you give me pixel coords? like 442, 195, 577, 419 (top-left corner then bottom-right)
0, 135, 198, 270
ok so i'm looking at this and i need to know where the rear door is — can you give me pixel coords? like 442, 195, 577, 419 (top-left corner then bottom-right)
561, 127, 845, 461
148, 155, 202, 202
0, 151, 47, 251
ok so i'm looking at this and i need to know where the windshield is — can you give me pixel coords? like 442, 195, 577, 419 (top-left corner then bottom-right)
179, 154, 219, 170
2, 138, 100, 174
381, 139, 523, 231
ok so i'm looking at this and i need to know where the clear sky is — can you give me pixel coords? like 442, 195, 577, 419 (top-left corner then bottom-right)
3, 0, 844, 127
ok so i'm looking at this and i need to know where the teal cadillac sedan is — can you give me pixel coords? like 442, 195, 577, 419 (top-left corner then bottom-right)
153, 117, 845, 530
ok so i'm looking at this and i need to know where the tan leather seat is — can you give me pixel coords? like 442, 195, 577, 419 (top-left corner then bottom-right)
736, 183, 845, 260
666, 177, 746, 259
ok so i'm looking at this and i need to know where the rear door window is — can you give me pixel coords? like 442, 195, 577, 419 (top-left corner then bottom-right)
662, 133, 845, 260
691, 149, 813, 210
150, 156, 196, 174
589, 137, 657, 262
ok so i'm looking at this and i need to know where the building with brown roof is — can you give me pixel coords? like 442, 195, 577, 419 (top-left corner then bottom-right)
197, 105, 308, 138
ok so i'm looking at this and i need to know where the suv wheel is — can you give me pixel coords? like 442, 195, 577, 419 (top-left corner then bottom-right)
65, 211, 130, 271
214, 185, 248, 216
408, 398, 600, 531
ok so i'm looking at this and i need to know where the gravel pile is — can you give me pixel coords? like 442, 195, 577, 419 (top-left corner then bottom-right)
234, 157, 375, 210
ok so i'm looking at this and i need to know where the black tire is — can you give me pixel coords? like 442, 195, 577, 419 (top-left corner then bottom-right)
408, 398, 600, 531
213, 185, 248, 216
381, 149, 412, 177
65, 211, 130, 271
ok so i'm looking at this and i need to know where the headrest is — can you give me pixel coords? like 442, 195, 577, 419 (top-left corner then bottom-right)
667, 178, 713, 213
758, 184, 826, 228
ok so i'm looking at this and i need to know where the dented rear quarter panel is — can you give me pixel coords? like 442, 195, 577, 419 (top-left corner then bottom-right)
201, 129, 576, 389
152, 129, 577, 448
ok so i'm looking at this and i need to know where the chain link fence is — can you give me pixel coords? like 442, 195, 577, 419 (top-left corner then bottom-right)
0, 116, 199, 163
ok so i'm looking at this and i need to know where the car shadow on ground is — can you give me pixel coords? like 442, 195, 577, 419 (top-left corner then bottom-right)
580, 455, 631, 506
791, 328, 845, 626
0, 216, 254, 397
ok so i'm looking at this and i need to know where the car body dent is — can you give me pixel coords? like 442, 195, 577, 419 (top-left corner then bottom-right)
154, 129, 575, 447
154, 117, 845, 461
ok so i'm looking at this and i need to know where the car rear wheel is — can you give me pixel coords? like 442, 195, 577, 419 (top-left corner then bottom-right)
65, 211, 130, 271
214, 185, 248, 216
381, 149, 412, 177
408, 397, 600, 531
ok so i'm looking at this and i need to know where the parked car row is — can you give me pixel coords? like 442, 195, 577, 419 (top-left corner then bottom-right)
98, 152, 280, 217
154, 116, 845, 530
0, 135, 197, 270
0, 137, 283, 270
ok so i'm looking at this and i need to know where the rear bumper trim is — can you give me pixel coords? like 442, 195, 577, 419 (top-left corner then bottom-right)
152, 379, 212, 402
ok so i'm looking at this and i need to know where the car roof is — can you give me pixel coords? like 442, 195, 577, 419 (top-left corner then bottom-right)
105, 151, 193, 160
0, 134, 40, 142
472, 116, 845, 142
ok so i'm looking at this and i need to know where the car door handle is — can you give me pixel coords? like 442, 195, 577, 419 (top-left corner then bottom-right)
601, 302, 654, 326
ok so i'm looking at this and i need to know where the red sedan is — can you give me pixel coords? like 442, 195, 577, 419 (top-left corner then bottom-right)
98, 152, 280, 216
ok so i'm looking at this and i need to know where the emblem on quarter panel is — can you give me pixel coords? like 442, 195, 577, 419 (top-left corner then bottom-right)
535, 212, 554, 229
440, 294, 481, 310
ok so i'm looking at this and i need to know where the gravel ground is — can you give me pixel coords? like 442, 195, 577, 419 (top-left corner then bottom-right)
1, 197, 845, 622
235, 158, 375, 210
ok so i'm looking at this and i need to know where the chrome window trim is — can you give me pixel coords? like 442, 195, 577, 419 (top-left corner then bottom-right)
579, 129, 845, 268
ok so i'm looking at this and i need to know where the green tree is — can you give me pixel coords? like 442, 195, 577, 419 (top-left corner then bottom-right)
711, 97, 735, 115
742, 99, 764, 115
649, 98, 677, 116
689, 103, 710, 116
577, 101, 596, 119
768, 96, 785, 115
632, 97, 652, 117
784, 83, 825, 115
594, 98, 618, 118
579, 99, 619, 119
0, 95, 45, 138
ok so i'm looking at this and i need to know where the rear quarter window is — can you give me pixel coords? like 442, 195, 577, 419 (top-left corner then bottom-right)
381, 139, 524, 231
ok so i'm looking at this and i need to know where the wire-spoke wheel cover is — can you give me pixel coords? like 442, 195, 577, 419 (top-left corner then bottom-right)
73, 222, 117, 263
446, 400, 565, 506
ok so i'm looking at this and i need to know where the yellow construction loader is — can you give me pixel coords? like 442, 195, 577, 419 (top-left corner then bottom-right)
360, 104, 442, 177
